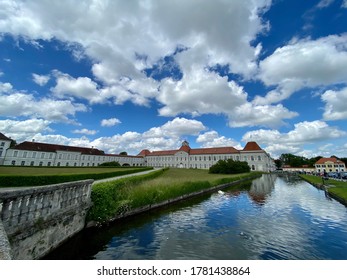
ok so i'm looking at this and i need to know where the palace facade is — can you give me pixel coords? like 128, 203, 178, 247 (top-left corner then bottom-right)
139, 140, 275, 172
0, 132, 275, 172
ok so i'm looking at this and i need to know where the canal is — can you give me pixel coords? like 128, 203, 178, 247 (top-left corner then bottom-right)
44, 174, 347, 260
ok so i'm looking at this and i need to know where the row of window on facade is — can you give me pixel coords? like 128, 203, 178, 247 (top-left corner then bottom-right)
147, 162, 261, 170
147, 155, 263, 162
9, 150, 142, 163
10, 160, 143, 167
315, 164, 345, 168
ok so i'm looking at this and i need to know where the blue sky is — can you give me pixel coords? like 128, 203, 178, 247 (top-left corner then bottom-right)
1, 0, 347, 159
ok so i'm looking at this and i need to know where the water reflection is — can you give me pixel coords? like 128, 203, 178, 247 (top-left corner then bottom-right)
45, 174, 347, 260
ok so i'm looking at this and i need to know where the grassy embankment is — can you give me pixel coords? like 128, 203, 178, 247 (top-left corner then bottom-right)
0, 166, 152, 187
300, 174, 347, 205
88, 168, 262, 224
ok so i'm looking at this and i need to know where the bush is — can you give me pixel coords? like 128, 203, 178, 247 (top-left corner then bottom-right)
209, 159, 250, 174
98, 161, 121, 167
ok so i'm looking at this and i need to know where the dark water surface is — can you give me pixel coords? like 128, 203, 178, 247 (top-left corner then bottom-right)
44, 174, 347, 260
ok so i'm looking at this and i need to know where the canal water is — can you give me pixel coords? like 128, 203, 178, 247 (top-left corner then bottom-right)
44, 174, 347, 260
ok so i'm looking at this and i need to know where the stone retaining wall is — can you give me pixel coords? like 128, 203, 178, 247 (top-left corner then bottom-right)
0, 179, 93, 259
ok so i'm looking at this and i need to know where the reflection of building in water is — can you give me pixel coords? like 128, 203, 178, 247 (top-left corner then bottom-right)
248, 175, 276, 205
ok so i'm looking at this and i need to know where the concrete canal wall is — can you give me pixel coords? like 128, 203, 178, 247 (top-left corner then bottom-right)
0, 179, 93, 260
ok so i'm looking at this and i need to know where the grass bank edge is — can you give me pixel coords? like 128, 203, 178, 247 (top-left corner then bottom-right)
300, 174, 347, 203
87, 169, 262, 224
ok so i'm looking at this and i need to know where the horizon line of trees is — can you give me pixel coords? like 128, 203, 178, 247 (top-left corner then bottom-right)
275, 153, 347, 169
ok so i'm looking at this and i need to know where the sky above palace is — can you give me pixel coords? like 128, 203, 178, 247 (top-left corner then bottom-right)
1, 0, 347, 159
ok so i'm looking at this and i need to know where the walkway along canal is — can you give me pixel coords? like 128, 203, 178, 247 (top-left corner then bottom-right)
44, 174, 347, 260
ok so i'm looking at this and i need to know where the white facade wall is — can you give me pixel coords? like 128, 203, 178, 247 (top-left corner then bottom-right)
145, 150, 275, 172
2, 148, 145, 167
0, 139, 11, 165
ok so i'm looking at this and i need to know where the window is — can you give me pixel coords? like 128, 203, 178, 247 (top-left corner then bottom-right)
11, 160, 16, 165
21, 161, 25, 166
57, 162, 61, 167
258, 156, 261, 161
252, 165, 255, 171
1, 142, 4, 146
23, 152, 27, 158
33, 152, 37, 158
30, 161, 34, 166
39, 162, 43, 167
66, 162, 69, 167
58, 154, 62, 159
48, 162, 51, 166
251, 156, 254, 161
49, 153, 53, 159
14, 151, 18, 157
41, 153, 45, 159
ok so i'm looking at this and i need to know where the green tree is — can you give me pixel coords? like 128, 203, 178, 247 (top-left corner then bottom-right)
209, 159, 250, 174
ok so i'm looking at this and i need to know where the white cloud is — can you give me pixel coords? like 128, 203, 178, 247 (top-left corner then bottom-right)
242, 120, 346, 158
0, 119, 52, 142
32, 73, 50, 86
317, 0, 335, 8
51, 72, 102, 103
0, 82, 87, 123
343, 0, 347, 8
158, 66, 248, 117
228, 103, 298, 128
101, 118, 121, 127
0, 82, 12, 92
72, 129, 98, 135
18, 117, 207, 155
321, 87, 347, 120
0, 0, 271, 111
257, 35, 347, 104
196, 131, 240, 148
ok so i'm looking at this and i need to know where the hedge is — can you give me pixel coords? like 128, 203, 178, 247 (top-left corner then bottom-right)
0, 167, 152, 187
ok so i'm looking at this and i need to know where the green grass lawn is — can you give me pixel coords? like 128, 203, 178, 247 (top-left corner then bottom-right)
0, 166, 152, 187
300, 174, 347, 202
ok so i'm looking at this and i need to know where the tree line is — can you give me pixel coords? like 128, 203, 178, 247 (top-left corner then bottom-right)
275, 153, 347, 169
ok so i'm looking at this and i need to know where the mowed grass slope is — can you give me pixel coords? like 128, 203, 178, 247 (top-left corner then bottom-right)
88, 168, 261, 223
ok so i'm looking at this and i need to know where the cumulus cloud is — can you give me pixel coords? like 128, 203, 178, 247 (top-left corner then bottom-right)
101, 118, 121, 127
0, 0, 271, 116
0, 82, 87, 123
196, 131, 240, 148
257, 34, 347, 105
0, 119, 52, 142
321, 87, 347, 120
4, 117, 208, 155
242, 120, 346, 158
32, 73, 50, 86
72, 129, 98, 135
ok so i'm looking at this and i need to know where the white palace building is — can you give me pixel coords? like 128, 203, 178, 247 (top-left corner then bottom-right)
0, 132, 275, 172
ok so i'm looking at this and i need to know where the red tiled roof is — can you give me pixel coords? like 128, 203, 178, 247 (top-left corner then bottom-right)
0, 132, 11, 141
243, 141, 262, 151
190, 146, 239, 155
13, 141, 105, 155
315, 157, 345, 165
147, 150, 177, 156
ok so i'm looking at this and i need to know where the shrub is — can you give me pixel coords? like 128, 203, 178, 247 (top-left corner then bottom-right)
98, 161, 121, 167
209, 159, 250, 174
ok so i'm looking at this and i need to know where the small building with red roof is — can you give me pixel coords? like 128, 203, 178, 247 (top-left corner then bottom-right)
315, 157, 345, 173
